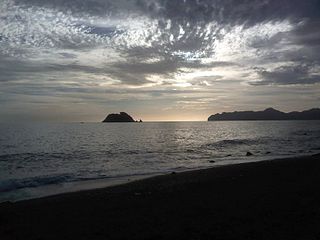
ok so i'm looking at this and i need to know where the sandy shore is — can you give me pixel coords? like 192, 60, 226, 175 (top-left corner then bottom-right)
1, 154, 320, 240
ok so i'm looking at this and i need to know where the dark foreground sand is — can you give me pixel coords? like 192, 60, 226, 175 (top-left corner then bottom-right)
1, 154, 320, 240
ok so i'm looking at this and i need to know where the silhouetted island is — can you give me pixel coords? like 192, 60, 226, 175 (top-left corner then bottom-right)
102, 112, 135, 122
208, 108, 320, 121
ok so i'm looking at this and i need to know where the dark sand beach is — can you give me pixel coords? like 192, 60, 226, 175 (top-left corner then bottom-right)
1, 154, 320, 240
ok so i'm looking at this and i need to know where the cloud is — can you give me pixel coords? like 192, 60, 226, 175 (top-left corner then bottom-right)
251, 65, 320, 85
291, 19, 320, 47
1, 0, 320, 121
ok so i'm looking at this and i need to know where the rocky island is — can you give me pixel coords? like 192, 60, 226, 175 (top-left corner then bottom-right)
102, 112, 135, 122
208, 108, 320, 121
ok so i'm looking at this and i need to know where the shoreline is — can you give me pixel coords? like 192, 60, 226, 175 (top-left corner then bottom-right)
1, 153, 319, 204
1, 152, 318, 204
0, 172, 164, 204
1, 153, 320, 239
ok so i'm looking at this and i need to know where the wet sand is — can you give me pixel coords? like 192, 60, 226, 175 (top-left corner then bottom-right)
1, 154, 320, 240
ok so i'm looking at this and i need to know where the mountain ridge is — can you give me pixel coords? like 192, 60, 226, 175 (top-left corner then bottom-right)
208, 108, 320, 121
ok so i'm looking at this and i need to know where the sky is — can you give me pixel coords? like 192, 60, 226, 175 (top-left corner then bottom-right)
0, 0, 320, 122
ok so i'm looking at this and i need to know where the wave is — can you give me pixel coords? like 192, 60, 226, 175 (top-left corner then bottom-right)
202, 138, 263, 149
0, 152, 66, 162
0, 174, 74, 192
0, 170, 170, 193
291, 129, 320, 136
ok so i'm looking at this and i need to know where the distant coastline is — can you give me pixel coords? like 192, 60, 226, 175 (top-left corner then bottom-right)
208, 108, 320, 121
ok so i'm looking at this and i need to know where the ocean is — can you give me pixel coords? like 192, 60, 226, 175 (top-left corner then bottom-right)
1, 121, 320, 202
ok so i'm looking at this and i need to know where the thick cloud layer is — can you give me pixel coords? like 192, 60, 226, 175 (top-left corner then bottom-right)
0, 0, 319, 121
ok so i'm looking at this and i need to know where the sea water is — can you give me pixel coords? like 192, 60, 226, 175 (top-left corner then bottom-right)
1, 121, 320, 202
